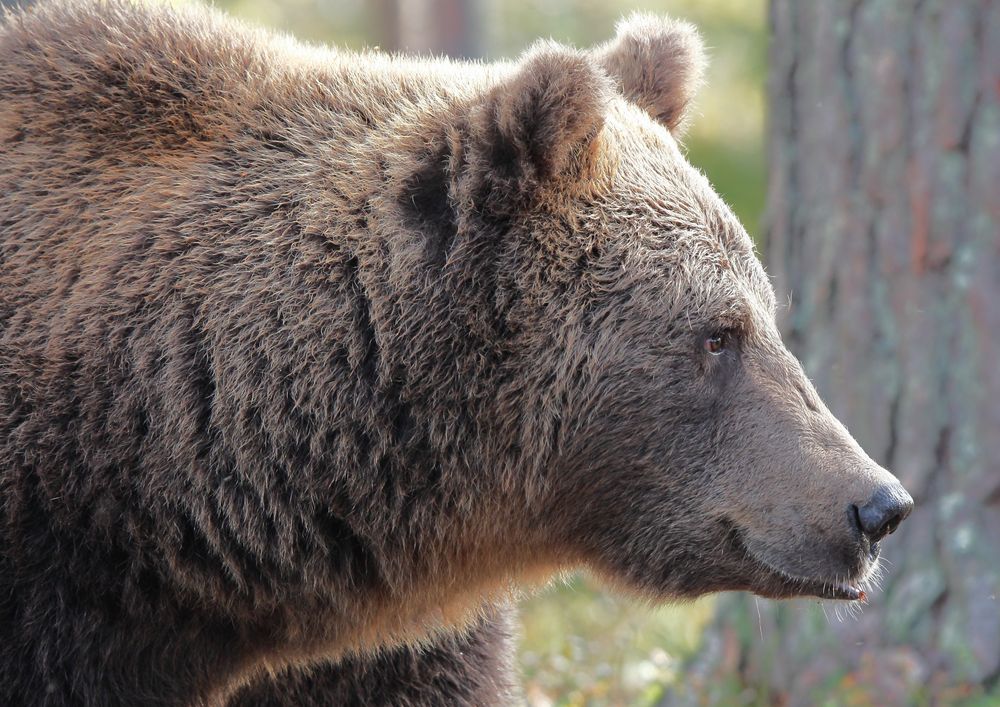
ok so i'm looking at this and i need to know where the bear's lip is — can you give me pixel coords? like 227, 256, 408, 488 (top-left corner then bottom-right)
726, 523, 870, 602
753, 573, 864, 602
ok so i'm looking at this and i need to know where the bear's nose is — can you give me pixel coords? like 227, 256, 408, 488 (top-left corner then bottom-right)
852, 483, 914, 544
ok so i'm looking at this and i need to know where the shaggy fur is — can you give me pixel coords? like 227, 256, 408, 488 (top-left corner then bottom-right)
0, 2, 911, 705
228, 608, 516, 706
595, 13, 707, 134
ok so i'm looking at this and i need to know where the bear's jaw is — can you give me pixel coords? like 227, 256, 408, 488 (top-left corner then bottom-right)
755, 573, 866, 602
743, 547, 879, 603
723, 522, 879, 603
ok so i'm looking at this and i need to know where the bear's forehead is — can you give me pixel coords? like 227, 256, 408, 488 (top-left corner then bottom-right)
592, 102, 775, 313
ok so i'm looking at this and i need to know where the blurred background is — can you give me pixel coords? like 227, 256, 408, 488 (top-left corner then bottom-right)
131, 0, 1000, 704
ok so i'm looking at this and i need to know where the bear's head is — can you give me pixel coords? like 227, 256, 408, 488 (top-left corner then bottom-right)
391, 14, 913, 607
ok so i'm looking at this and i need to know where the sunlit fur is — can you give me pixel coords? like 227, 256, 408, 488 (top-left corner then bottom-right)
0, 1, 907, 705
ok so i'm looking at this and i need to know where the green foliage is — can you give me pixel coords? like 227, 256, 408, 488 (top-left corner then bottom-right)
518, 575, 715, 705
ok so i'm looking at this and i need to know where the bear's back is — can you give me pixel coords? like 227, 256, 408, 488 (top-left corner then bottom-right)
0, 0, 501, 349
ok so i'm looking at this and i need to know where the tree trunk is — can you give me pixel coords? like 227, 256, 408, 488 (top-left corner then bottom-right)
670, 2, 1000, 704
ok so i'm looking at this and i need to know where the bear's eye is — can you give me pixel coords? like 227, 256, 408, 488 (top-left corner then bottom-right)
703, 332, 728, 355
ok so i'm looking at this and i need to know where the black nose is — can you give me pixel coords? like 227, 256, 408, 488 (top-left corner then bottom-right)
853, 484, 914, 544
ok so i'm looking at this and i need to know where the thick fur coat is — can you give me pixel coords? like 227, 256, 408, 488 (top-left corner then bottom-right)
0, 2, 911, 705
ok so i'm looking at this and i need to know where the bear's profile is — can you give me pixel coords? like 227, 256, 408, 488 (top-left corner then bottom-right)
0, 2, 913, 705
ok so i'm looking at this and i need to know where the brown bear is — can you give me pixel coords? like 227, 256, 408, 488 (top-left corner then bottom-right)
0, 1, 913, 705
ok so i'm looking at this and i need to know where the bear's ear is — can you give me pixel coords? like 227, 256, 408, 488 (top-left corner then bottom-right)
594, 13, 706, 135
468, 42, 612, 201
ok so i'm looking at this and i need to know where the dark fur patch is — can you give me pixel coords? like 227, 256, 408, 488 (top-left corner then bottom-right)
344, 255, 379, 383
228, 607, 517, 706
402, 145, 458, 268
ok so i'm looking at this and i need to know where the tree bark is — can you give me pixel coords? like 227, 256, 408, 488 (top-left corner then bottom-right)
669, 1, 1000, 704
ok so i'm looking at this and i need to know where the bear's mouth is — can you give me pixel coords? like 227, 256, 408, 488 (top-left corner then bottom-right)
726, 524, 873, 602
752, 569, 866, 602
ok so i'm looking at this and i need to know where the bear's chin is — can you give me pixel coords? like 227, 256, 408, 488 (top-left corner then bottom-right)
721, 525, 879, 603
751, 574, 866, 602
742, 548, 881, 603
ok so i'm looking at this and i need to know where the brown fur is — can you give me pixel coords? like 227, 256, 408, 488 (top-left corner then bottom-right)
227, 607, 517, 707
595, 13, 707, 134
0, 2, 911, 705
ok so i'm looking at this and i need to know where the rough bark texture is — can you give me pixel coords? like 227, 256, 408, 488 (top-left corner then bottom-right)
669, 1, 1000, 705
